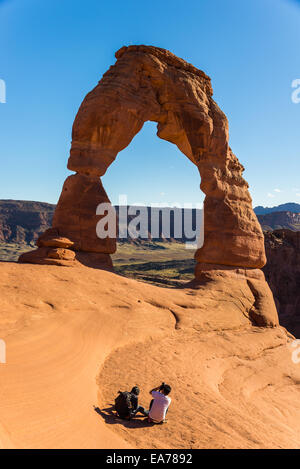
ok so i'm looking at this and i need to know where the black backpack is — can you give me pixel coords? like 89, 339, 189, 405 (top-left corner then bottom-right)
114, 391, 133, 418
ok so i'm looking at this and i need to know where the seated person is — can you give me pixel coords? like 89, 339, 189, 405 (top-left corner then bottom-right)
147, 382, 171, 424
114, 386, 148, 419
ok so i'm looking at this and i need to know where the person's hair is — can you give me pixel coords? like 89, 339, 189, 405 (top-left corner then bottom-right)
161, 384, 171, 395
131, 386, 140, 396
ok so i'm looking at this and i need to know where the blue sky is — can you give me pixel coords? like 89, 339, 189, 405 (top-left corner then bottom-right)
0, 0, 299, 207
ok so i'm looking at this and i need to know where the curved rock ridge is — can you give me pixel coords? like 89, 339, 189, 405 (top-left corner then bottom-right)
19, 45, 265, 272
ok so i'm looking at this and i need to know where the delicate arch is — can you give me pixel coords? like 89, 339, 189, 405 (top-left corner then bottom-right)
19, 45, 266, 274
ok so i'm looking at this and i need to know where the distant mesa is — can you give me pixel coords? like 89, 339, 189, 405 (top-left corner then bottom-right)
254, 203, 300, 215
263, 230, 300, 337
0, 199, 55, 245
1, 200, 299, 246
257, 211, 300, 232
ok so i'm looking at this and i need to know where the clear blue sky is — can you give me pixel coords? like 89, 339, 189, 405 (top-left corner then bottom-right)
0, 0, 299, 207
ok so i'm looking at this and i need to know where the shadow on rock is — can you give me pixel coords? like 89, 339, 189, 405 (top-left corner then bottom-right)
94, 405, 155, 428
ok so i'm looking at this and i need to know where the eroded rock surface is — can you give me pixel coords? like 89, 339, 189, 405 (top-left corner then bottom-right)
0, 263, 295, 449
18, 45, 277, 327
263, 230, 300, 336
20, 45, 265, 270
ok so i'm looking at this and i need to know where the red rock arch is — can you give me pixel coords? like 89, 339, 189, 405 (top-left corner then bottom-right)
19, 45, 266, 274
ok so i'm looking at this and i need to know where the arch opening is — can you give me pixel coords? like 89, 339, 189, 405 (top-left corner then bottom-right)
101, 120, 204, 286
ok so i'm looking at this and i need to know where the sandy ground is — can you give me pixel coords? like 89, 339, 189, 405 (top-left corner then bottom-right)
0, 262, 300, 449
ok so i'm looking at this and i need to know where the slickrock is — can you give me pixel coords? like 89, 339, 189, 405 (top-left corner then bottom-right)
0, 263, 297, 449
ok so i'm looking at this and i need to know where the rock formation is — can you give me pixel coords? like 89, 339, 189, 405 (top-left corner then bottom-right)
254, 203, 300, 215
0, 200, 55, 244
258, 211, 300, 231
18, 45, 278, 326
263, 230, 300, 336
1, 200, 299, 244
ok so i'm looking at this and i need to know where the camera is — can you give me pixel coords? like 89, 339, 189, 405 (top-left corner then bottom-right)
159, 382, 165, 391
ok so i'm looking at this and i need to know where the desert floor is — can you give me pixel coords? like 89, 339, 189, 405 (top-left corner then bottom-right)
0, 241, 195, 286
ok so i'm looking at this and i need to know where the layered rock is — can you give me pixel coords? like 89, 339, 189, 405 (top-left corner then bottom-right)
258, 211, 300, 231
20, 45, 265, 268
18, 45, 277, 326
0, 200, 55, 244
19, 174, 114, 270
263, 230, 300, 335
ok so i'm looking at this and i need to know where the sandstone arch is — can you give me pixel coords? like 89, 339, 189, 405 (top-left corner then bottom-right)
19, 45, 266, 274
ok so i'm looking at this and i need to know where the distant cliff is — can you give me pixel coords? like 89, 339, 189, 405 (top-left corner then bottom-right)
0, 200, 55, 244
254, 203, 300, 215
257, 211, 300, 231
0, 199, 299, 336
0, 201, 201, 244
263, 230, 300, 337
1, 200, 300, 245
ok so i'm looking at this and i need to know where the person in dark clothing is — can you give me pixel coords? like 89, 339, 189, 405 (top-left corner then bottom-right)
115, 386, 148, 420
129, 386, 148, 418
